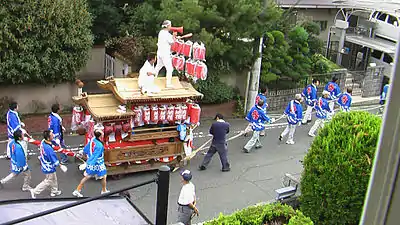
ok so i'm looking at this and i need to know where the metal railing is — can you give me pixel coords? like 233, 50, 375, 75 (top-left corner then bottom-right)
105, 54, 115, 78
0, 166, 171, 225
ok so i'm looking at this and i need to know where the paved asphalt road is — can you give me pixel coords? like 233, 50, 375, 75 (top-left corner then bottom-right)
0, 105, 383, 224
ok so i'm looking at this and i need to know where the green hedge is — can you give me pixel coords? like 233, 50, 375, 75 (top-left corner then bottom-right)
204, 202, 313, 225
300, 111, 382, 224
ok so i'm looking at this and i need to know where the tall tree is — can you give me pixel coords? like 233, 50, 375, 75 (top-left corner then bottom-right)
0, 0, 93, 84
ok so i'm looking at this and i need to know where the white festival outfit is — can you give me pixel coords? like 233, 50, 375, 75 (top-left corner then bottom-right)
155, 21, 174, 88
139, 60, 160, 94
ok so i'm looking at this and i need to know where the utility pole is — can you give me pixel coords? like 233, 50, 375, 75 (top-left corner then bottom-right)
246, 37, 264, 112
245, 0, 267, 112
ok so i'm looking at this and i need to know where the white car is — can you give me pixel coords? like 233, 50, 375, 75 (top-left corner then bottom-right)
369, 10, 400, 42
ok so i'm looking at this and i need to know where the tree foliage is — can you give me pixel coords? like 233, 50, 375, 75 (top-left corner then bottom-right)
120, 0, 282, 72
300, 111, 382, 224
0, 0, 93, 85
87, 0, 124, 44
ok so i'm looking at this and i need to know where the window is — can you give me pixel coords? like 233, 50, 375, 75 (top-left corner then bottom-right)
388, 15, 398, 26
383, 54, 393, 64
378, 13, 388, 21
313, 20, 328, 32
371, 50, 383, 59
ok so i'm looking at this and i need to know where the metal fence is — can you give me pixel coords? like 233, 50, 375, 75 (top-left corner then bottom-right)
0, 166, 171, 225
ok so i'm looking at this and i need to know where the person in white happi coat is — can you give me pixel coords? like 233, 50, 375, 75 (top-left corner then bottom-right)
155, 20, 178, 88
6, 102, 27, 159
139, 52, 160, 94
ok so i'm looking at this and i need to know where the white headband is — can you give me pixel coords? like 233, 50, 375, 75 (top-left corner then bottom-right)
162, 20, 171, 28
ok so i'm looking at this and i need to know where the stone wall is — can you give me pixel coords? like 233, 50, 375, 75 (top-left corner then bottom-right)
0, 83, 78, 114
362, 66, 384, 97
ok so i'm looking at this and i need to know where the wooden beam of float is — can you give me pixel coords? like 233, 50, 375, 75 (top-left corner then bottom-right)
72, 93, 136, 122
96, 77, 203, 104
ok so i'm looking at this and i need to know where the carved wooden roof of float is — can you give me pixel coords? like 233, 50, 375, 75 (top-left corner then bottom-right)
72, 94, 135, 121
97, 77, 203, 104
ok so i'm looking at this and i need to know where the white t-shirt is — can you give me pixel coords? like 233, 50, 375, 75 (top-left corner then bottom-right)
178, 182, 196, 205
157, 30, 174, 56
138, 60, 155, 88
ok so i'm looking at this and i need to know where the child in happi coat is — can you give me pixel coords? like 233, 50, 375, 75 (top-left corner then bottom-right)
30, 130, 67, 198
324, 76, 341, 116
279, 94, 303, 145
243, 99, 274, 153
301, 79, 319, 124
0, 130, 32, 191
337, 87, 353, 112
48, 104, 68, 165
308, 91, 332, 137
73, 130, 109, 197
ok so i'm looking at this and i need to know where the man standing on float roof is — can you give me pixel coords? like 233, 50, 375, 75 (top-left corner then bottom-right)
155, 20, 177, 89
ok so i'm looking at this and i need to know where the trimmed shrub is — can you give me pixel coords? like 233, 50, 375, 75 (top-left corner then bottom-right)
204, 202, 313, 225
300, 111, 382, 224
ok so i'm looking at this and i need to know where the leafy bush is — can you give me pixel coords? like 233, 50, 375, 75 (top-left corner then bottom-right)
0, 0, 93, 85
300, 111, 382, 225
194, 74, 235, 104
204, 202, 313, 225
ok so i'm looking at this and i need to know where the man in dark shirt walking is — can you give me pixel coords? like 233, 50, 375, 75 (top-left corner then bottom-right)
199, 113, 230, 172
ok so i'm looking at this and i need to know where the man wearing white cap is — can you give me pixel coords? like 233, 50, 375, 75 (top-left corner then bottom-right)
308, 91, 333, 137
155, 20, 177, 88
177, 170, 198, 225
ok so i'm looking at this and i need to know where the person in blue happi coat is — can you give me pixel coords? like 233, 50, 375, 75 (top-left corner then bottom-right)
0, 130, 32, 191
380, 83, 390, 105
255, 87, 268, 136
30, 130, 67, 198
301, 79, 319, 124
73, 130, 109, 197
324, 76, 341, 115
308, 91, 333, 137
279, 94, 303, 145
337, 87, 353, 112
6, 101, 27, 159
48, 104, 68, 165
243, 99, 274, 153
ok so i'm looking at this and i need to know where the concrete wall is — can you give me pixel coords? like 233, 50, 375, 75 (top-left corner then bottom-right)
296, 8, 336, 41
219, 70, 249, 96
114, 58, 132, 78
0, 83, 78, 114
76, 46, 105, 80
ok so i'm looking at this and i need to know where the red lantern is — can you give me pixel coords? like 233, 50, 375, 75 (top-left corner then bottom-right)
159, 105, 167, 122
166, 105, 175, 123
193, 42, 206, 61
174, 105, 182, 121
122, 122, 131, 133
181, 104, 188, 121
142, 106, 151, 124
133, 107, 143, 127
172, 55, 185, 72
186, 101, 193, 114
104, 124, 114, 136
85, 120, 95, 145
114, 123, 122, 134
185, 60, 195, 77
190, 104, 201, 124
198, 43, 206, 61
182, 40, 193, 58
171, 40, 184, 54
151, 105, 159, 123
195, 61, 208, 81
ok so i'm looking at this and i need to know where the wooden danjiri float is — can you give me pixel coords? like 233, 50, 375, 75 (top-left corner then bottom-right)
71, 77, 203, 176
